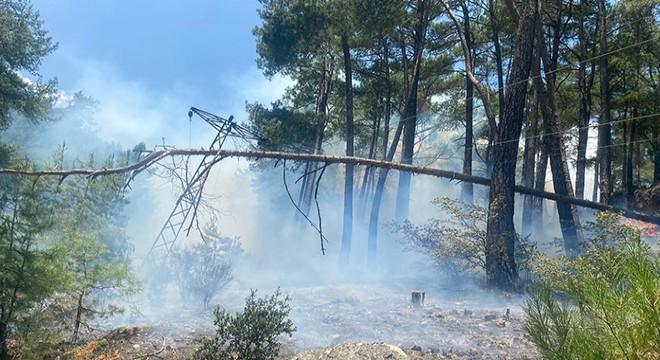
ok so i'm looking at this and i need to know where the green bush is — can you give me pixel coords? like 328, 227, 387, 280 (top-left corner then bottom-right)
390, 197, 537, 278
524, 212, 660, 359
193, 288, 296, 360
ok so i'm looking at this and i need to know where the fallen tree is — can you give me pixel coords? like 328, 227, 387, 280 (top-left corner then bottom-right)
2, 148, 659, 226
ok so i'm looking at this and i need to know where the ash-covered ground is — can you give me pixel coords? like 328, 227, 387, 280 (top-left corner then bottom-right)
89, 281, 538, 360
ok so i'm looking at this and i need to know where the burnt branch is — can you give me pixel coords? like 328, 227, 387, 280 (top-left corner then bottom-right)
282, 160, 329, 247
2, 148, 659, 226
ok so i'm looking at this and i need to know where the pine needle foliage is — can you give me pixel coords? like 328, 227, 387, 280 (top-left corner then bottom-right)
525, 212, 660, 360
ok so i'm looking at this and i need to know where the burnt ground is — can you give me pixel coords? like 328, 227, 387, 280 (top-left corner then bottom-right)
62, 283, 538, 360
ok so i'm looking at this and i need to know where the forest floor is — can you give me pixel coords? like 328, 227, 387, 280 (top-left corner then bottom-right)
59, 283, 538, 359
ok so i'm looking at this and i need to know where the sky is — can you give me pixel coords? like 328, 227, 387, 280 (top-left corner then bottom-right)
31, 0, 292, 149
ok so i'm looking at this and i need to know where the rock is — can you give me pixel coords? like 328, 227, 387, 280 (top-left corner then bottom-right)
411, 345, 422, 352
291, 342, 410, 360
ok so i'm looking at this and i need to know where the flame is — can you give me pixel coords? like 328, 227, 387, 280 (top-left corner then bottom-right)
622, 218, 659, 238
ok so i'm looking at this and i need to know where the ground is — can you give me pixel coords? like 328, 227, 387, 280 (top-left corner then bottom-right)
55, 283, 538, 359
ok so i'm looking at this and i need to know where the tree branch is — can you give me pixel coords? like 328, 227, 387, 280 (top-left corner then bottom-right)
2, 148, 659, 225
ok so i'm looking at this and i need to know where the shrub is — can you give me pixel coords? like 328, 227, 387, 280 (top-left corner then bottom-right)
193, 288, 296, 360
172, 222, 242, 309
390, 197, 537, 278
524, 212, 660, 359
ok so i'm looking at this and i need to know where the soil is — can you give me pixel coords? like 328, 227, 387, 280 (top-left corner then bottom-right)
58, 284, 538, 359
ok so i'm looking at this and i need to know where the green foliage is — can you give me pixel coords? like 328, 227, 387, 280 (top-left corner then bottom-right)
246, 101, 317, 153
0, 148, 139, 358
44, 149, 138, 342
0, 0, 58, 127
0, 157, 65, 358
390, 197, 536, 278
525, 212, 660, 359
172, 222, 241, 309
193, 288, 296, 360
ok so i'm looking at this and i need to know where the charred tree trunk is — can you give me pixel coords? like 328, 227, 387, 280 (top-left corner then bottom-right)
489, 0, 505, 138
462, 2, 474, 205
396, 0, 428, 221
440, 0, 498, 181
300, 61, 333, 218
532, 137, 549, 228
369, 7, 427, 264
73, 290, 85, 343
522, 92, 538, 237
626, 115, 636, 206
485, 0, 538, 290
597, 0, 612, 204
368, 120, 405, 266
533, 19, 583, 257
340, 33, 355, 263
575, 0, 591, 201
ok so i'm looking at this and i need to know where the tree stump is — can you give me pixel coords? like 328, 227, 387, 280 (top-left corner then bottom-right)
411, 290, 425, 308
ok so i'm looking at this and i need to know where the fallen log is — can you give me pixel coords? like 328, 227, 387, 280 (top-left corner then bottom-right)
2, 148, 659, 226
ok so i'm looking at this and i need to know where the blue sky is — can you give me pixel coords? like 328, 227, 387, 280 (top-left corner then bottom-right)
31, 0, 291, 149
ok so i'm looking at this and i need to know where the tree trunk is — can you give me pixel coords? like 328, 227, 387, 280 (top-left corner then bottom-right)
597, 0, 612, 204
575, 0, 591, 201
532, 137, 548, 228
1, 304, 7, 360
396, 0, 428, 221
340, 33, 354, 263
489, 0, 505, 135
626, 115, 636, 206
300, 61, 333, 218
440, 0, 498, 178
485, 0, 538, 290
462, 1, 474, 205
368, 120, 405, 266
533, 19, 583, 257
522, 93, 538, 237
73, 290, 85, 343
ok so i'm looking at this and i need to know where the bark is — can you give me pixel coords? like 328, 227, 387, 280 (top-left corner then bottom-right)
489, 0, 506, 135
575, 0, 591, 201
521, 92, 538, 237
592, 157, 600, 202
485, 0, 538, 290
73, 290, 85, 343
4, 148, 660, 225
597, 0, 612, 204
368, 120, 405, 266
340, 33, 354, 263
396, 0, 428, 221
626, 116, 636, 206
533, 19, 583, 257
440, 0, 497, 147
461, 1, 474, 205
359, 39, 390, 220
532, 138, 549, 228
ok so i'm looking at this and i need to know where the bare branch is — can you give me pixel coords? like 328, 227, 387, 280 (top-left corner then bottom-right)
1, 148, 659, 226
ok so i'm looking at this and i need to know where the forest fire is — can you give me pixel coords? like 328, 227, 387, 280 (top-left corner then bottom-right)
622, 218, 659, 238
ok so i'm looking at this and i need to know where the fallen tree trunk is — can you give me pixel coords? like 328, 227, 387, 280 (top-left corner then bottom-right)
2, 148, 659, 226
